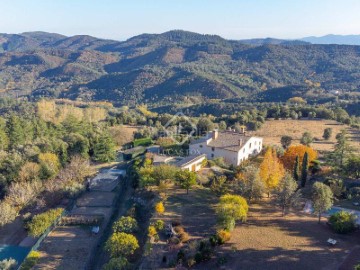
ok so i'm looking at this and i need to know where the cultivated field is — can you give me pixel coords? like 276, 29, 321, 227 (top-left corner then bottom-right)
33, 226, 98, 270
250, 119, 360, 153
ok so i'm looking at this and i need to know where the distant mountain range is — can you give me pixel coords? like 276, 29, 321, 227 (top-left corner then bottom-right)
0, 30, 359, 106
301, 34, 360, 46
239, 35, 360, 46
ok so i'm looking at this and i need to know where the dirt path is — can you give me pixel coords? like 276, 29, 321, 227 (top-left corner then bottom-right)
90, 164, 135, 270
34, 166, 127, 270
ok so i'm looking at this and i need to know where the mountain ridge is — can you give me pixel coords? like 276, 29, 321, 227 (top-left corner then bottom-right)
0, 30, 359, 106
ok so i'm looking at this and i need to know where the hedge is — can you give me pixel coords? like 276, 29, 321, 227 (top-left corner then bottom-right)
27, 208, 64, 237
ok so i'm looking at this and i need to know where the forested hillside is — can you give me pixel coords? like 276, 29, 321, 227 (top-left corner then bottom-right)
0, 30, 359, 110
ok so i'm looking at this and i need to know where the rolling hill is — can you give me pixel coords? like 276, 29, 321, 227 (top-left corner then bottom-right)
0, 30, 359, 107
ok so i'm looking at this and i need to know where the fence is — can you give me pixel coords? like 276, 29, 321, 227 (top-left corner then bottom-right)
16, 209, 68, 270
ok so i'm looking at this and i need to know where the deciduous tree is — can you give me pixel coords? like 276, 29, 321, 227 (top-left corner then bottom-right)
311, 182, 333, 223
280, 136, 292, 149
260, 148, 285, 196
216, 194, 248, 231
275, 173, 301, 216
175, 170, 197, 194
323, 128, 332, 140
281, 145, 317, 171
300, 132, 313, 146
237, 165, 264, 202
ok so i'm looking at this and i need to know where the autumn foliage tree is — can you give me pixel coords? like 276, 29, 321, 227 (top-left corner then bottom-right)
216, 194, 248, 231
281, 145, 317, 171
155, 202, 165, 215
260, 148, 285, 196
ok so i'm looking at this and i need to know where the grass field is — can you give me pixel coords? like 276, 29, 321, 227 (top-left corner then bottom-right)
143, 185, 360, 270
195, 200, 360, 270
250, 119, 360, 153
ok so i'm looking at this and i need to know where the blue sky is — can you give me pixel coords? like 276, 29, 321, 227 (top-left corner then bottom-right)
1, 0, 359, 40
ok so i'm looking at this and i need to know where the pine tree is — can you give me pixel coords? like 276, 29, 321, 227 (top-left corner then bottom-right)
6, 114, 25, 148
301, 152, 309, 188
93, 134, 116, 162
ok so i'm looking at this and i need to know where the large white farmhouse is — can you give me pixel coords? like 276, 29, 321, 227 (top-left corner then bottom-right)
189, 130, 263, 166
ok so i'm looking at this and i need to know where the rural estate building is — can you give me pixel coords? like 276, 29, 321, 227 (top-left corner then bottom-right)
152, 153, 206, 172
175, 154, 206, 172
189, 130, 263, 166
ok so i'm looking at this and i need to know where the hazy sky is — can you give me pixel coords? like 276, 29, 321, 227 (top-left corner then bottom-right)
1, 0, 359, 40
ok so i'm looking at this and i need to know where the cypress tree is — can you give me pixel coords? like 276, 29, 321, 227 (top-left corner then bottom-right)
301, 152, 309, 188
293, 155, 300, 182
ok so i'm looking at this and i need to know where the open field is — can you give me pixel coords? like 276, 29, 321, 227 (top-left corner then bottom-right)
250, 119, 360, 153
33, 226, 98, 270
144, 185, 360, 270
164, 187, 218, 238
197, 201, 360, 270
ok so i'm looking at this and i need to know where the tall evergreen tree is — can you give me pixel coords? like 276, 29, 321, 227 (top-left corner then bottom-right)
301, 152, 309, 188
293, 155, 300, 182
6, 114, 25, 148
93, 134, 116, 162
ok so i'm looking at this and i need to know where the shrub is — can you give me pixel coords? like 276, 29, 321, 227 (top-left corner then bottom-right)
174, 225, 185, 234
154, 220, 164, 231
102, 257, 129, 270
195, 240, 213, 263
329, 211, 357, 234
27, 208, 64, 237
177, 249, 186, 263
0, 202, 18, 227
155, 202, 165, 215
113, 216, 138, 233
168, 236, 181, 245
216, 230, 231, 244
20, 251, 40, 270
179, 232, 190, 243
148, 225, 157, 237
105, 232, 139, 258
133, 138, 152, 147
187, 258, 196, 268
354, 264, 360, 270
62, 182, 85, 199
0, 258, 17, 270
209, 230, 231, 246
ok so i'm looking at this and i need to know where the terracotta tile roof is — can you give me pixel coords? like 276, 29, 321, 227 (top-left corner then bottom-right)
191, 131, 254, 152
208, 131, 251, 152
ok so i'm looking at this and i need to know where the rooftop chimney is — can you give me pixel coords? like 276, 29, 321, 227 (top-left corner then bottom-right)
240, 125, 246, 134
239, 139, 243, 146
212, 129, 219, 140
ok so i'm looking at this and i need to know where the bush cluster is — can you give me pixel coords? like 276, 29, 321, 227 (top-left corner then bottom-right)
329, 211, 357, 234
27, 208, 64, 237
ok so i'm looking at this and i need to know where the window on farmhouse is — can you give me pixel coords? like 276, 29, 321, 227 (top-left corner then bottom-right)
199, 145, 203, 148
212, 147, 215, 151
